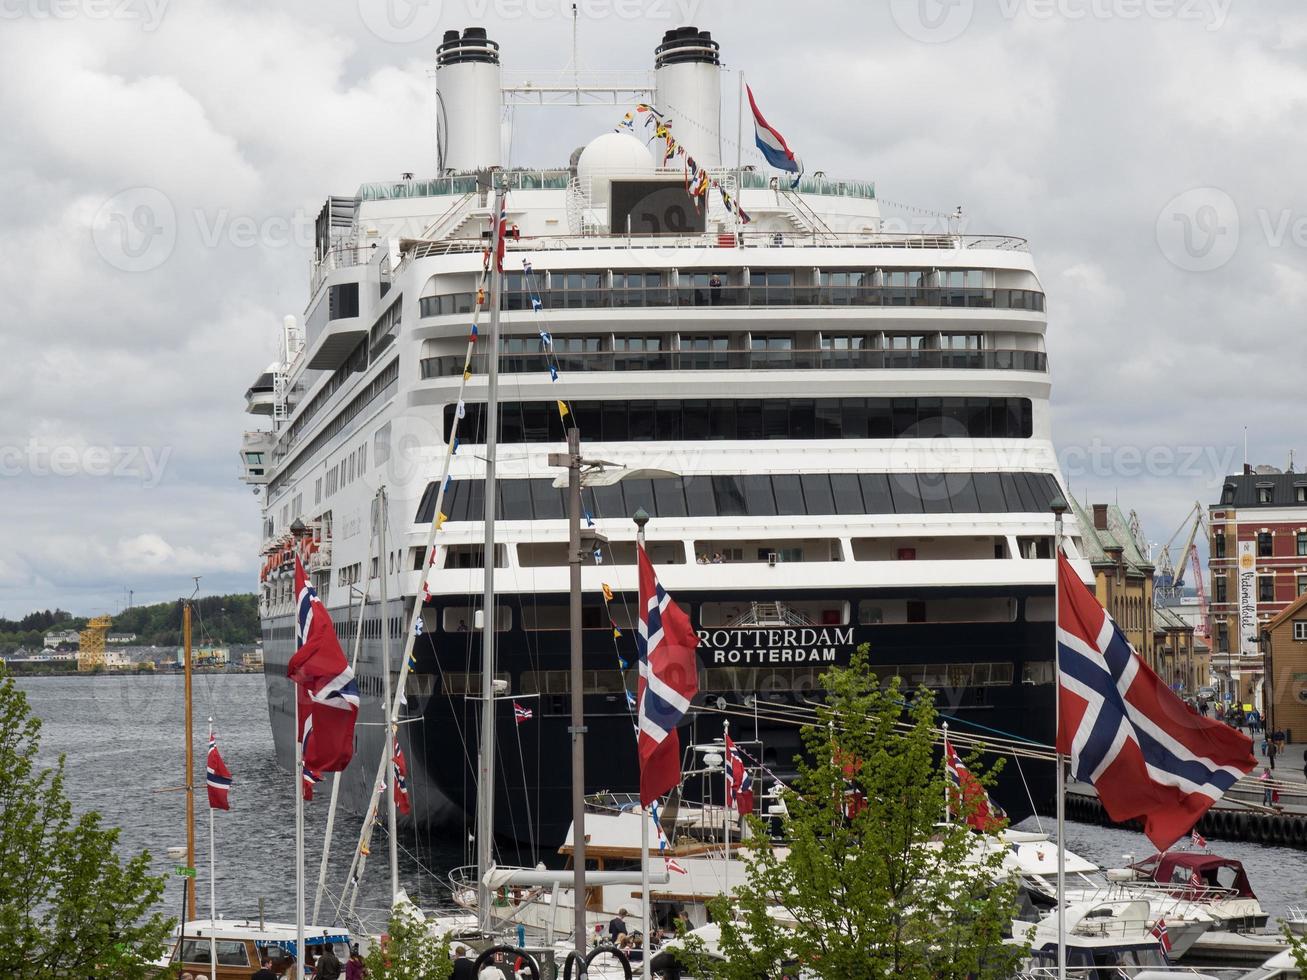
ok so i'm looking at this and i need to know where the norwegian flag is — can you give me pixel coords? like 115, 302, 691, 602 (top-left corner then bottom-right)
206, 730, 232, 811
288, 557, 359, 773
1191, 829, 1207, 849
944, 736, 1006, 831
302, 765, 323, 802
636, 545, 700, 807
514, 701, 533, 724
493, 203, 508, 272
724, 732, 755, 816
1056, 551, 1255, 850
1151, 918, 1172, 956
392, 735, 411, 816
666, 857, 687, 875
1189, 869, 1203, 888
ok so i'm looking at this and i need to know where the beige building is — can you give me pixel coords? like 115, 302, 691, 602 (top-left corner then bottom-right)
1069, 499, 1156, 671
1262, 590, 1307, 737
1153, 605, 1206, 694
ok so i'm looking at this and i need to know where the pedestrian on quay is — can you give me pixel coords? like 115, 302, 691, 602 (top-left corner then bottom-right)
345, 945, 366, 980
1261, 768, 1274, 807
1268, 739, 1278, 770
316, 943, 343, 980
451, 945, 476, 980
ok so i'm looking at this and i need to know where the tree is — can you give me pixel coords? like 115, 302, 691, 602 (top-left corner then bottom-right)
363, 903, 453, 980
0, 666, 175, 978
705, 647, 1026, 979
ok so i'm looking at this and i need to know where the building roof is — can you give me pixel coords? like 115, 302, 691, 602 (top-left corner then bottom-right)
1068, 498, 1154, 574
1264, 589, 1307, 633
1153, 605, 1192, 632
1212, 471, 1307, 509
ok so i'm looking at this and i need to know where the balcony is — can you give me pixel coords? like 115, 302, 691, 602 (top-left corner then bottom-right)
420, 346, 1047, 379
418, 284, 1046, 318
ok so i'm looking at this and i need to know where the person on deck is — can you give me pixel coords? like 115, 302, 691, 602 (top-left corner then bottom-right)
251, 953, 277, 980
609, 909, 630, 945
451, 945, 476, 980
316, 944, 343, 980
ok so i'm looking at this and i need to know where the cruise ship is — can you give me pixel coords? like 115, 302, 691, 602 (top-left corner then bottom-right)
240, 26, 1083, 858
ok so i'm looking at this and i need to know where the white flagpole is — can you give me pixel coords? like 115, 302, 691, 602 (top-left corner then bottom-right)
637, 518, 652, 980
942, 721, 950, 826
1053, 501, 1067, 980
723, 720, 731, 870
208, 718, 217, 980
295, 687, 305, 979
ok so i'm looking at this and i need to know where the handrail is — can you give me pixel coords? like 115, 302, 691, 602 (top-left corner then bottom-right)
419, 284, 1046, 318
419, 347, 1048, 379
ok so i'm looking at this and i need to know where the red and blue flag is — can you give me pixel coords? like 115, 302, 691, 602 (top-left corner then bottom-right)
724, 732, 754, 816
206, 730, 232, 811
289, 556, 359, 773
944, 736, 1005, 831
636, 544, 700, 807
392, 734, 411, 816
1057, 551, 1255, 850
747, 84, 802, 182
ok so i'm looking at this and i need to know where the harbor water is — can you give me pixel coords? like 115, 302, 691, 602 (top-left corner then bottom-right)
15, 673, 1306, 927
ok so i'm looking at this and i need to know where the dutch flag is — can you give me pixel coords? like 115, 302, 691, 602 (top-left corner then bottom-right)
747, 85, 802, 184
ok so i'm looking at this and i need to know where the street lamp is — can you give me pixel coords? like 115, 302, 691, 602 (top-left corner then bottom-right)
548, 429, 676, 965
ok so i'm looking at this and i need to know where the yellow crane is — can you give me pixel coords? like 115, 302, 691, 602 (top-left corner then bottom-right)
77, 615, 112, 671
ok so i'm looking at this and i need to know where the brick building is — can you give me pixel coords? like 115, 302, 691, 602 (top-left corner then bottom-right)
1208, 468, 1307, 709
1069, 498, 1156, 671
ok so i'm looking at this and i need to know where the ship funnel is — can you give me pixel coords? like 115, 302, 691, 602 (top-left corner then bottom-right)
654, 26, 722, 168
436, 27, 502, 173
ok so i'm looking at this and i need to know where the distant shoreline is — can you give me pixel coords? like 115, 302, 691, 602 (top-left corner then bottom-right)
8, 667, 263, 679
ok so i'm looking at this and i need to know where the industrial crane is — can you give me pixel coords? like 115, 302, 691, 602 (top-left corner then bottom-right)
1154, 502, 1211, 639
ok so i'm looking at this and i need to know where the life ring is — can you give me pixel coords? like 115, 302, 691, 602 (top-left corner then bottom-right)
475, 945, 540, 980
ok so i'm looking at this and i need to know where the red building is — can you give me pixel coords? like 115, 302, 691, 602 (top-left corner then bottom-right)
1208, 467, 1307, 708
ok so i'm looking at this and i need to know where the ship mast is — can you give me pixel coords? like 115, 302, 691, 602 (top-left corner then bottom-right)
476, 182, 507, 929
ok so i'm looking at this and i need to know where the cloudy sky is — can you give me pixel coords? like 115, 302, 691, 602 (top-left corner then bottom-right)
1, 0, 1302, 617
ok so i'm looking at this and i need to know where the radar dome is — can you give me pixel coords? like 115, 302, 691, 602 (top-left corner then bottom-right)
576, 132, 655, 213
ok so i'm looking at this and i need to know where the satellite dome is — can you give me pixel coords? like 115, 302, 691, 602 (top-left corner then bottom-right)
576, 132, 655, 211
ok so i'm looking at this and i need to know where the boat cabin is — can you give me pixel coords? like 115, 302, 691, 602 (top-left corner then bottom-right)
168, 919, 352, 979
1131, 851, 1257, 899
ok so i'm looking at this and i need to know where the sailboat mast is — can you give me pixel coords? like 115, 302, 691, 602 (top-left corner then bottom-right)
183, 598, 196, 922
476, 182, 507, 928
378, 489, 400, 903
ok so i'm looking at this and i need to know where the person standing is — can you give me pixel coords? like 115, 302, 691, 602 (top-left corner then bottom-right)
251, 953, 277, 980
345, 947, 366, 980
1261, 768, 1273, 807
451, 945, 476, 980
1268, 739, 1278, 770
609, 908, 629, 945
316, 943, 344, 980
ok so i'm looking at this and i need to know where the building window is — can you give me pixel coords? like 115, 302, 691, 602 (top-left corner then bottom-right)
1216, 622, 1229, 653
1213, 575, 1227, 603
1298, 531, 1307, 557
1259, 576, 1275, 603
1258, 531, 1273, 557
1298, 575, 1307, 596
1295, 621, 1307, 641
1221, 484, 1235, 505
1213, 530, 1226, 559
1297, 485, 1307, 503
1257, 485, 1274, 504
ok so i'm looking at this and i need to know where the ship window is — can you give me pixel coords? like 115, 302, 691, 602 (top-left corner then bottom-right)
328, 282, 360, 320
1025, 596, 1055, 622
441, 605, 511, 632
830, 474, 864, 514
440, 672, 511, 695
800, 474, 834, 515
740, 475, 777, 516
530, 480, 565, 520
653, 477, 688, 518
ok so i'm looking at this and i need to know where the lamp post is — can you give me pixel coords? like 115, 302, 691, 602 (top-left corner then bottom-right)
548, 435, 676, 965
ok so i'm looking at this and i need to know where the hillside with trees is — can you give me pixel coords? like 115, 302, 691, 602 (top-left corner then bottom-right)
0, 594, 261, 653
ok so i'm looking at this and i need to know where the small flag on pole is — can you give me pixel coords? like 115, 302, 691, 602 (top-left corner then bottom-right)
1151, 918, 1172, 955
549, 364, 559, 382
206, 730, 232, 810
392, 735, 412, 816
514, 702, 533, 724
557, 400, 569, 420
612, 624, 623, 639
302, 766, 323, 802
602, 583, 614, 602
1191, 829, 1207, 849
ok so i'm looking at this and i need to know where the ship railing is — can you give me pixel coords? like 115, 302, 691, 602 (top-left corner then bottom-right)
419, 347, 1047, 380
1105, 878, 1242, 904
397, 231, 1030, 271
1018, 969, 1245, 980
310, 243, 374, 293
417, 283, 1045, 318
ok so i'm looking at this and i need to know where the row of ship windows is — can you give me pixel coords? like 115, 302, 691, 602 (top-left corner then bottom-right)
435, 660, 1051, 697
425, 595, 1057, 633
416, 470, 1063, 525
442, 397, 1034, 448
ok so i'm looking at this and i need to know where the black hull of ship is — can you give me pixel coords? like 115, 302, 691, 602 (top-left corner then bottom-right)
264, 586, 1058, 862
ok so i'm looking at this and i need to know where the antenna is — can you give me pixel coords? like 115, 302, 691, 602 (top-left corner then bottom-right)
1243, 426, 1248, 469
571, 2, 579, 99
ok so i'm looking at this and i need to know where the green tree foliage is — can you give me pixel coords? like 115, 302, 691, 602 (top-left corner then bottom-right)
0, 594, 262, 653
363, 905, 453, 980
0, 666, 175, 978
704, 647, 1026, 980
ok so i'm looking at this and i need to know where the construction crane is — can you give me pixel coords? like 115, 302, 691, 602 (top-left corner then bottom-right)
77, 615, 112, 672
1154, 502, 1212, 640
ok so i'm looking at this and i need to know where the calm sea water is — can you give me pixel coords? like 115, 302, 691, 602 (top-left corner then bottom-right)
14, 674, 1307, 931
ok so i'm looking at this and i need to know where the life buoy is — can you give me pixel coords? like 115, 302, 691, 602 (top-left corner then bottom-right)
477, 945, 540, 980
